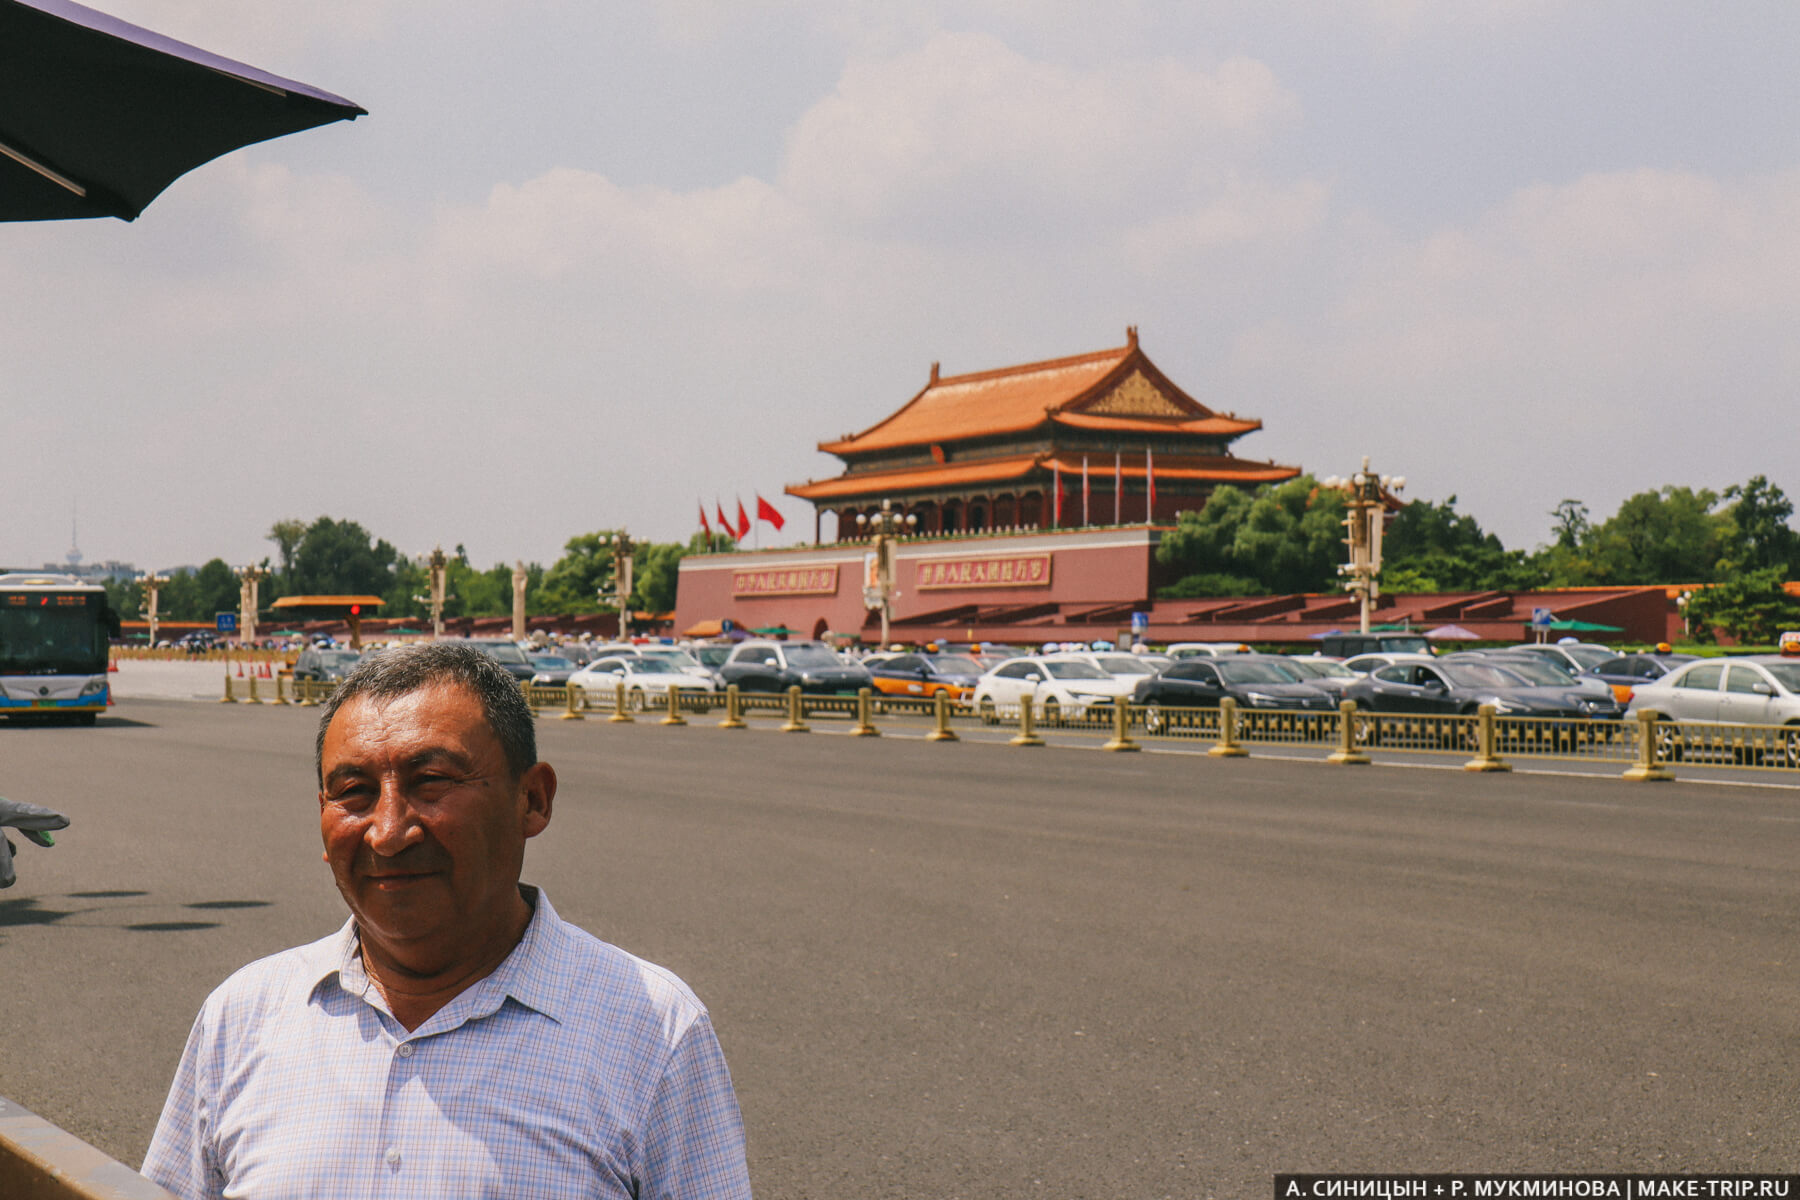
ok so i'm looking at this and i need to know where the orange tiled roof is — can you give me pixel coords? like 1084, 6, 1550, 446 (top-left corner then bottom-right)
819, 335, 1257, 455
786, 452, 1298, 501
271, 595, 386, 608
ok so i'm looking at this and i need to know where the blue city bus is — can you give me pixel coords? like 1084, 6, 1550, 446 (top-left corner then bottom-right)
0, 573, 120, 724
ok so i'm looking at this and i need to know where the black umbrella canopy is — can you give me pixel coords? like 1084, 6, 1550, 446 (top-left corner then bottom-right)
0, 0, 364, 221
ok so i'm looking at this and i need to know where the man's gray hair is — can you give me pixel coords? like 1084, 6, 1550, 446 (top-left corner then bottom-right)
315, 642, 536, 784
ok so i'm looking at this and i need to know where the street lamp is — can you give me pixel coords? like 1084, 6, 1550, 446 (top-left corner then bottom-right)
412, 547, 455, 641
512, 561, 528, 642
855, 500, 916, 648
137, 571, 169, 647
599, 532, 634, 641
1319, 457, 1405, 635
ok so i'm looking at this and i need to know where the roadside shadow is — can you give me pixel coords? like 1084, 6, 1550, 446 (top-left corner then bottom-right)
0, 893, 268, 941
0, 898, 76, 927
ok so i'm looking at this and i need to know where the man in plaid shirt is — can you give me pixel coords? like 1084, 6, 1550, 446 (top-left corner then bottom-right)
144, 642, 751, 1198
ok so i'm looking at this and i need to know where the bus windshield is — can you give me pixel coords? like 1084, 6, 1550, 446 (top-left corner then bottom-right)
0, 591, 112, 675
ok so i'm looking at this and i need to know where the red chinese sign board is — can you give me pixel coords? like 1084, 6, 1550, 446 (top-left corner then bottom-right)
916, 554, 1053, 590
732, 566, 840, 597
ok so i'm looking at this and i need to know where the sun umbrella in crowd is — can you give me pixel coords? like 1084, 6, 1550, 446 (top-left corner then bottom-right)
0, 0, 364, 221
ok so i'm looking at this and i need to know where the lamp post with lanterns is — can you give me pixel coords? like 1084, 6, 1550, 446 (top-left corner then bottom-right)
856, 500, 916, 648
137, 571, 169, 647
235, 564, 267, 648
1319, 457, 1405, 635
600, 532, 634, 641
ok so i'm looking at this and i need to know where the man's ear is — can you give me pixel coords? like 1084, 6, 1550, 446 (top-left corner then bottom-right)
519, 762, 556, 838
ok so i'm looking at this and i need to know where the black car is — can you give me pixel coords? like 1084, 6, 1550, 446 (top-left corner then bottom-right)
528, 654, 580, 685
463, 638, 537, 681
1344, 659, 1611, 718
717, 640, 872, 694
293, 647, 361, 682
1132, 657, 1337, 731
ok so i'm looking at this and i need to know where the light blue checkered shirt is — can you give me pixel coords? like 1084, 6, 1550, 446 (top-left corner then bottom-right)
142, 888, 750, 1199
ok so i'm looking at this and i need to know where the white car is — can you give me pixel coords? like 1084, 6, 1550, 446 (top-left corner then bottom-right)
570, 655, 718, 712
970, 655, 1138, 725
1056, 651, 1165, 681
1625, 655, 1800, 742
1166, 642, 1250, 659
631, 645, 723, 686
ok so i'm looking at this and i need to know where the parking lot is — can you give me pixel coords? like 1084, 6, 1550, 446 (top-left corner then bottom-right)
4, 698, 1799, 1198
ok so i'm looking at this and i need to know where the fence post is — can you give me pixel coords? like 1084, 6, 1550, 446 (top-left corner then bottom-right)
1209, 697, 1248, 758
718, 684, 746, 729
294, 678, 315, 707
781, 685, 811, 733
661, 685, 688, 726
560, 682, 585, 721
1463, 704, 1511, 772
519, 678, 537, 718
1327, 699, 1370, 764
926, 690, 958, 742
1622, 710, 1675, 781
271, 674, 289, 706
1102, 699, 1139, 752
219, 670, 237, 704
851, 687, 880, 737
609, 680, 634, 723
1011, 695, 1045, 747
245, 672, 262, 705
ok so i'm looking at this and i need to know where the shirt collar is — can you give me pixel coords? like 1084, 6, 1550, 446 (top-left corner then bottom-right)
303, 885, 568, 1026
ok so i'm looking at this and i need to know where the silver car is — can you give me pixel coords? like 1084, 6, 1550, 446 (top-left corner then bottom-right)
1625, 656, 1800, 764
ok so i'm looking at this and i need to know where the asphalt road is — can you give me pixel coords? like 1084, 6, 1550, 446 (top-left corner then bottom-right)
3, 699, 1798, 1199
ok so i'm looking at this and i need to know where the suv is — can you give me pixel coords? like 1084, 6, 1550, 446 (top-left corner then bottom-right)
718, 640, 873, 694
1318, 632, 1432, 658
463, 638, 536, 681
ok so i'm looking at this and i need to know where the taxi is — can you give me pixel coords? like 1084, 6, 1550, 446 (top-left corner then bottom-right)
865, 651, 985, 701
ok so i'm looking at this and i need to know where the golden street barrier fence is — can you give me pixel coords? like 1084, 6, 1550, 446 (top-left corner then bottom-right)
0, 1094, 178, 1200
225, 678, 1800, 781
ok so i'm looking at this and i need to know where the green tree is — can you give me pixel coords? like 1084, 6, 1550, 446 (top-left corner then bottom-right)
1379, 494, 1538, 592
538, 532, 618, 614
1722, 475, 1799, 574
1584, 486, 1728, 585
266, 519, 306, 592
1549, 499, 1591, 550
1685, 567, 1800, 644
289, 517, 400, 597
1156, 477, 1346, 596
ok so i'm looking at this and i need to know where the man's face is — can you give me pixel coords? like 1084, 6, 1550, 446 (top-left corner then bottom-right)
318, 682, 551, 960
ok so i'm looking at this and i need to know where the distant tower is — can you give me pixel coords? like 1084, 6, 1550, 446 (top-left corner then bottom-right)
65, 506, 82, 569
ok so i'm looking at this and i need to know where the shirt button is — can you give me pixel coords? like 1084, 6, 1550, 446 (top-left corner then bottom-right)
385, 1147, 402, 1166
396, 1042, 414, 1058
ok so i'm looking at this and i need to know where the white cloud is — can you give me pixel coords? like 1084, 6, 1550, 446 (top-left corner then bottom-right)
779, 32, 1301, 242
1232, 167, 1800, 546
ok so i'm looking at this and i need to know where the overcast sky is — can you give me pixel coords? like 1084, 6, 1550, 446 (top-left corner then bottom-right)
6, 0, 1797, 573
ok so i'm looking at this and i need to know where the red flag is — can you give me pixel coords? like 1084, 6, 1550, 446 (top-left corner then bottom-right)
756, 493, 786, 531
1082, 456, 1090, 526
715, 499, 731, 536
1146, 446, 1156, 517
1052, 462, 1062, 527
736, 498, 752, 539
1114, 452, 1122, 525
699, 501, 711, 536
